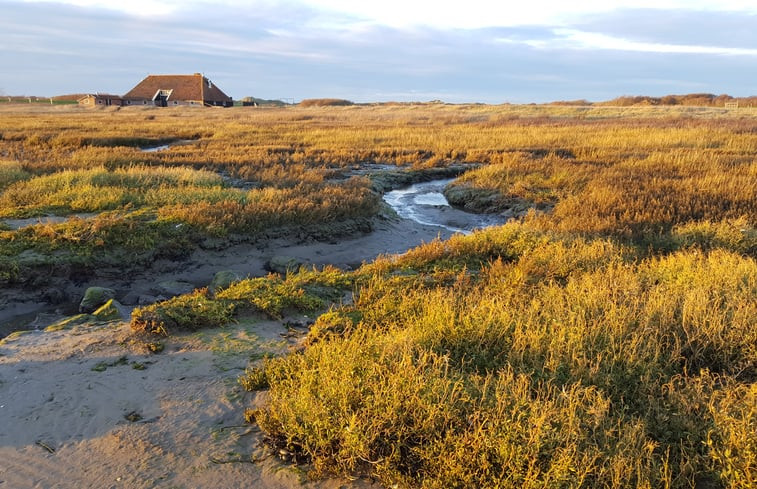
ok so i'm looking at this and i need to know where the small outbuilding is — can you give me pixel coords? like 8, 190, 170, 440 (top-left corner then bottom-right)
122, 73, 233, 107
77, 93, 124, 107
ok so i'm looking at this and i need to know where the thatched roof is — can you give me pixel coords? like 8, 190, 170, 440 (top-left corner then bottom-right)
123, 73, 231, 103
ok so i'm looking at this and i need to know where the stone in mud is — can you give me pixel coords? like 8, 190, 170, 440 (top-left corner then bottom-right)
266, 256, 302, 275
199, 237, 226, 250
153, 281, 195, 298
209, 270, 241, 295
120, 291, 141, 306
92, 299, 125, 322
79, 287, 116, 313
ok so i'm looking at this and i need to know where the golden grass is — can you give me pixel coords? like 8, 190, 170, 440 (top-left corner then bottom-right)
2, 104, 753, 245
252, 223, 756, 488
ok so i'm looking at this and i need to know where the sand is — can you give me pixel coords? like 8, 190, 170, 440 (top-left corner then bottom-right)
0, 315, 383, 489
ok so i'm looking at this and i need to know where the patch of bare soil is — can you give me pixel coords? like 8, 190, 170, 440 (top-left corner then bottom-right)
0, 317, 380, 489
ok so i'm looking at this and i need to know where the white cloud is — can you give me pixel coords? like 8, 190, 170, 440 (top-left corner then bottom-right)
558, 29, 757, 56
19, 0, 178, 15
497, 29, 757, 56
18, 0, 757, 26
291, 0, 757, 28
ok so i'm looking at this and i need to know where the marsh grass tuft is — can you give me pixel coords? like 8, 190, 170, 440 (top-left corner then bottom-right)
253, 224, 756, 488
130, 266, 353, 334
239, 366, 268, 391
131, 289, 236, 335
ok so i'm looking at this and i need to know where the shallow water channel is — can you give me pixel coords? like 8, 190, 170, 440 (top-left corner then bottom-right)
140, 140, 195, 152
383, 179, 506, 235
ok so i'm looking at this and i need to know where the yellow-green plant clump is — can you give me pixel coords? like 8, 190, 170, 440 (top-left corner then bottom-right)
131, 266, 353, 334
248, 223, 756, 488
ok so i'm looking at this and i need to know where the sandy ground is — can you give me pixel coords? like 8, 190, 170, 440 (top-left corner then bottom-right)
0, 315, 381, 489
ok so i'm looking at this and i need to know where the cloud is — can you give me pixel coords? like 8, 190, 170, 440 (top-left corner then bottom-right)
17, 0, 757, 27
496, 28, 757, 57
554, 29, 757, 56
575, 9, 757, 48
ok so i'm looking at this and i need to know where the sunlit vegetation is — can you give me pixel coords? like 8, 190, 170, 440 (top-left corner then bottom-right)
131, 266, 351, 334
245, 223, 756, 488
298, 98, 355, 107
1, 103, 755, 487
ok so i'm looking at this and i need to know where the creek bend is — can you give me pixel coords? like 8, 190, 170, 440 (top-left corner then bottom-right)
383, 178, 507, 235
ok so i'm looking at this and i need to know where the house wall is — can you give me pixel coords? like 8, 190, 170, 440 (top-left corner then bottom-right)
121, 99, 206, 107
204, 99, 234, 107
79, 96, 124, 106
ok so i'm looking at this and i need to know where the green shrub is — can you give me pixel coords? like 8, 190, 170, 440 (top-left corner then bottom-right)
131, 289, 235, 335
217, 274, 324, 319
239, 366, 269, 391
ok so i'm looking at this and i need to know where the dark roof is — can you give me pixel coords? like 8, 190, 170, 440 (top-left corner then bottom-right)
123, 74, 232, 102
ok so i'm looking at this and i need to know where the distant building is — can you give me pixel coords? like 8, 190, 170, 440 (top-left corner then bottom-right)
121, 73, 233, 107
77, 93, 124, 107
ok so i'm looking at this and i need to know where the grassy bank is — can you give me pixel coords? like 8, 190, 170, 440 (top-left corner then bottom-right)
244, 223, 755, 488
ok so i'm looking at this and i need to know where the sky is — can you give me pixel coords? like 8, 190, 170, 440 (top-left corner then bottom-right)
1, 0, 755, 103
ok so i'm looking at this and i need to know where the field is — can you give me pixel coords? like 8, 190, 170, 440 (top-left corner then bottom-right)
0, 103, 755, 488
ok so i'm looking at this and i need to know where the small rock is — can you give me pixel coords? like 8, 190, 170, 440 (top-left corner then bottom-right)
120, 291, 140, 306
209, 270, 241, 296
42, 288, 66, 305
124, 411, 142, 422
137, 294, 160, 306
79, 287, 116, 313
266, 255, 302, 275
199, 237, 226, 250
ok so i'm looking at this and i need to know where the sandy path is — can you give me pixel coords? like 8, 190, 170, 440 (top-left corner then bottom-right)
0, 318, 379, 489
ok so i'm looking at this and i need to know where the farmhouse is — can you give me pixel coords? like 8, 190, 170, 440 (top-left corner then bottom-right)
121, 73, 233, 107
